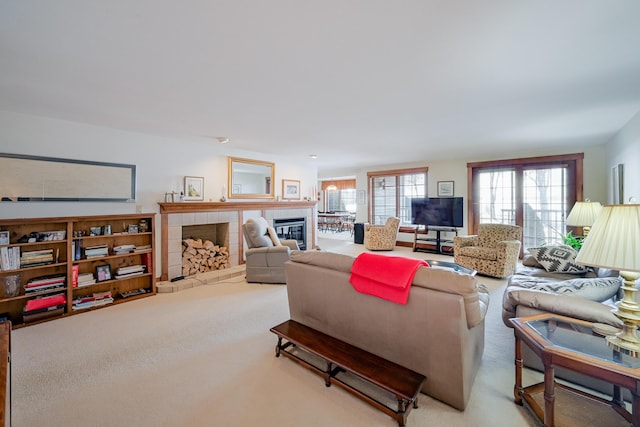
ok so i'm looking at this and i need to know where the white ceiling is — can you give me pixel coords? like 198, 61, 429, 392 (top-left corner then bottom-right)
1, 1, 640, 172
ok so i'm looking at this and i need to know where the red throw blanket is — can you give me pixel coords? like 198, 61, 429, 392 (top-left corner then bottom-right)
349, 253, 429, 304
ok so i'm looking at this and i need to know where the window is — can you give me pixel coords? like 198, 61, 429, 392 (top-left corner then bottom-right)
368, 168, 428, 225
327, 188, 356, 212
468, 154, 583, 250
322, 179, 356, 212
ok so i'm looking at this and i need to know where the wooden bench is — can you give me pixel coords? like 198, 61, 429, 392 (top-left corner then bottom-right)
270, 320, 426, 427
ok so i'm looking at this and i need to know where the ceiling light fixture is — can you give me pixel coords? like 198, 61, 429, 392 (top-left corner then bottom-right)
309, 154, 318, 159
216, 137, 229, 144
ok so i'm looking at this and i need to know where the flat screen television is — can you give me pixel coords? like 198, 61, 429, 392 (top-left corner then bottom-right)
411, 197, 463, 228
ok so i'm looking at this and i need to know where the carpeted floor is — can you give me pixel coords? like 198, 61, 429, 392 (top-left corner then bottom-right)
10, 236, 541, 427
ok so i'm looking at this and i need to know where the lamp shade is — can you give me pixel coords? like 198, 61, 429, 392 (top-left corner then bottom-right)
566, 201, 602, 227
575, 204, 640, 272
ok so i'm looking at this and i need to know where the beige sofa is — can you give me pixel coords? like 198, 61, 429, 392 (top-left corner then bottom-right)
284, 250, 490, 410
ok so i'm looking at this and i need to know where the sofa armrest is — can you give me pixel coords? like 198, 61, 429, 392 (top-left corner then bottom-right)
281, 239, 300, 251
502, 287, 623, 328
453, 235, 478, 250
246, 246, 291, 254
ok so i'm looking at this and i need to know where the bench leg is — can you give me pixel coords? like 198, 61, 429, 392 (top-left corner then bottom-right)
275, 337, 282, 357
397, 399, 408, 427
324, 362, 332, 387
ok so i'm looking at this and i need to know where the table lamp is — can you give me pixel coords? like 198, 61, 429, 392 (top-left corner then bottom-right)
566, 200, 602, 236
575, 204, 640, 356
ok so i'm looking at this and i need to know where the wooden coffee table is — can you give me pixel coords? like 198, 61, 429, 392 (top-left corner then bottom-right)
510, 313, 640, 427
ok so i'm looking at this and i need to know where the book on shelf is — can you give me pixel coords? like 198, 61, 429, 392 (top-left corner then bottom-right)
141, 252, 152, 275
133, 244, 152, 252
115, 264, 145, 279
113, 244, 135, 254
0, 246, 20, 270
21, 249, 54, 258
25, 275, 66, 293
72, 291, 113, 310
23, 303, 66, 316
117, 265, 144, 274
24, 293, 67, 312
23, 307, 65, 323
72, 265, 79, 288
26, 275, 66, 286
120, 288, 149, 298
84, 244, 109, 258
77, 272, 96, 287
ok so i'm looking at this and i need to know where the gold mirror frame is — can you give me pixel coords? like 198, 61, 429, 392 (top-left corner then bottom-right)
228, 157, 275, 199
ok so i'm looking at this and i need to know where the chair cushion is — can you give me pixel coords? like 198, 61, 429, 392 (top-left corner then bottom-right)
244, 217, 273, 248
528, 245, 588, 274
458, 246, 498, 261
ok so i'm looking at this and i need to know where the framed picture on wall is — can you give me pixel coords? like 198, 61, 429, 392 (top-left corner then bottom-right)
437, 181, 454, 197
184, 176, 204, 201
282, 179, 301, 200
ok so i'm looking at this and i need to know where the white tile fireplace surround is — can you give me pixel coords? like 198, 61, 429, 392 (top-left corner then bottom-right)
159, 201, 317, 281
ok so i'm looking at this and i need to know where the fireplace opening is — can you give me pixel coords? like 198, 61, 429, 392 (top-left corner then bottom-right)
181, 223, 230, 276
273, 217, 306, 250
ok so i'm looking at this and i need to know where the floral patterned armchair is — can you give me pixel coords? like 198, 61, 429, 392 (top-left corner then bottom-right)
454, 223, 522, 278
364, 217, 401, 251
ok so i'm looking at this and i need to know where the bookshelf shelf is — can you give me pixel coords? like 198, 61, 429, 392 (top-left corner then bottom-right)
0, 214, 156, 328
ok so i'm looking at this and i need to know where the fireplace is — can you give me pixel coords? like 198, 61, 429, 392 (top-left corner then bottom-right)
273, 217, 306, 250
182, 223, 229, 247
159, 201, 317, 281
181, 223, 230, 276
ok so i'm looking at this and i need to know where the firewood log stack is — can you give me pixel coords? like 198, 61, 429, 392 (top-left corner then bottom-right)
182, 238, 230, 276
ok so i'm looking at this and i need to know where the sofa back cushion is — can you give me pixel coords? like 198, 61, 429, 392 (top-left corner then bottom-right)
478, 223, 522, 248
289, 250, 488, 328
289, 250, 354, 273
243, 217, 273, 248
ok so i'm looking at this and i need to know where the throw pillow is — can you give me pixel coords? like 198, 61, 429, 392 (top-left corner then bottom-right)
528, 245, 588, 274
514, 276, 622, 302
522, 253, 543, 268
267, 227, 282, 246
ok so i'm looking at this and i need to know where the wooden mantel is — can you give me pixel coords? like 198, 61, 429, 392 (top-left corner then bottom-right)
159, 201, 317, 214
159, 200, 317, 281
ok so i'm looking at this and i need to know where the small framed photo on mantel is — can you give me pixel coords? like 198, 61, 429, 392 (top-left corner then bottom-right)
282, 179, 301, 200
437, 181, 454, 197
184, 176, 204, 201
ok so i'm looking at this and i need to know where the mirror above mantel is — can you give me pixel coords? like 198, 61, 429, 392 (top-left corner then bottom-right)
228, 157, 275, 199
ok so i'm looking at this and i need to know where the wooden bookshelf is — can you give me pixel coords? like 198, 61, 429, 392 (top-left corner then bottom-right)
0, 214, 155, 328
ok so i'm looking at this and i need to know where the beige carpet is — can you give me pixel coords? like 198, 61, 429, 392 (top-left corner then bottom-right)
11, 237, 540, 427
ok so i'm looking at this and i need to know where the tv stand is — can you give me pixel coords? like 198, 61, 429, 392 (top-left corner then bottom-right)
412, 226, 458, 255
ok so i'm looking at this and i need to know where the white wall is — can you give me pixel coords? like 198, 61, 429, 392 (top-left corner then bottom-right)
319, 144, 609, 241
0, 110, 318, 218
606, 110, 640, 204
0, 110, 318, 274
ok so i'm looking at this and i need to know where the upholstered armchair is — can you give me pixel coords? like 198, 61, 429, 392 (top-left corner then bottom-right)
242, 217, 300, 284
364, 217, 401, 251
454, 223, 522, 278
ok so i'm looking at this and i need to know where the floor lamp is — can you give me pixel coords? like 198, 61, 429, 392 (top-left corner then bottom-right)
576, 204, 640, 355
